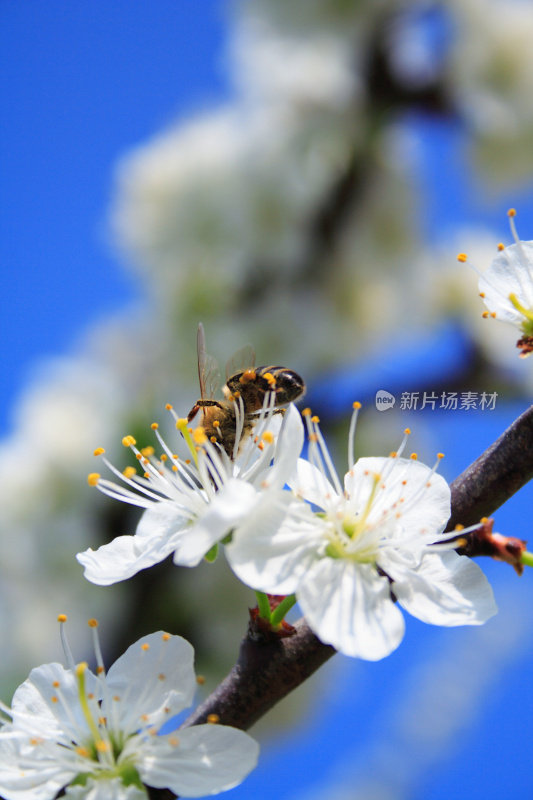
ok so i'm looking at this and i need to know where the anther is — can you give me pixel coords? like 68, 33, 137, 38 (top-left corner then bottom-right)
165, 403, 173, 410
508, 208, 516, 218
151, 422, 159, 430
497, 244, 504, 252
122, 435, 136, 447
87, 618, 98, 628
87, 473, 100, 487
123, 466, 136, 478
207, 714, 220, 724
141, 643, 150, 652
457, 253, 468, 263
93, 447, 105, 456
353, 401, 362, 409
196, 675, 206, 685
410, 453, 418, 460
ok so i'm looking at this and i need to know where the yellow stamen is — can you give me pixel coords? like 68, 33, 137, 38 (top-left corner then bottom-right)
457, 253, 468, 263
151, 422, 159, 430
93, 447, 105, 456
509, 292, 533, 322
122, 435, 136, 447
123, 466, 136, 479
87, 473, 100, 487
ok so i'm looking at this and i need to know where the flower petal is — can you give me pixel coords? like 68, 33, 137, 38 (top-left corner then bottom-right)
76, 533, 177, 586
137, 725, 259, 797
346, 456, 451, 537
0, 734, 74, 800
104, 633, 196, 732
226, 494, 320, 594
297, 558, 405, 660
173, 479, 257, 567
289, 458, 338, 509
11, 663, 99, 740
480, 241, 533, 323
393, 550, 498, 626
268, 404, 304, 488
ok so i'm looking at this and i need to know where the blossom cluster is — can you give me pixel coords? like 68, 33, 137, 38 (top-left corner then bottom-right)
0, 618, 258, 800
77, 394, 496, 662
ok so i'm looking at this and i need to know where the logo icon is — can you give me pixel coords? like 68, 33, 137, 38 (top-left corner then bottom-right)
375, 390, 395, 411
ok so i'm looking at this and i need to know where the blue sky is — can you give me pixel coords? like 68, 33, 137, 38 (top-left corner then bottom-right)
0, 0, 230, 434
2, 4, 533, 800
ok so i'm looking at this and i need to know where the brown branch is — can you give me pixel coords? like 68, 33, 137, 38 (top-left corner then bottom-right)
182, 618, 334, 731
446, 403, 533, 533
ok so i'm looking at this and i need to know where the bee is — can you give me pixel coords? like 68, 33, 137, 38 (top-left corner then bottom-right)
187, 323, 305, 458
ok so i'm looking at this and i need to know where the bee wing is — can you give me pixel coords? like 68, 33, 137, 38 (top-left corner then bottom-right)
197, 322, 221, 400
225, 344, 256, 381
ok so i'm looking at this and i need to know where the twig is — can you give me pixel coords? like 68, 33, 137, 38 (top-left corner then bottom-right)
446, 403, 533, 533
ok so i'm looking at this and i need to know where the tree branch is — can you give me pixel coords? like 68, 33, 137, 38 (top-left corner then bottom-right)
446, 403, 533, 533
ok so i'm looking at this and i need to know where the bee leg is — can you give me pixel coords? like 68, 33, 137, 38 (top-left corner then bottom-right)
187, 404, 201, 422
187, 400, 225, 422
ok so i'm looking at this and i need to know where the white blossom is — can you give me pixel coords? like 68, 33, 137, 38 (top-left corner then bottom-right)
461, 209, 533, 357
0, 622, 258, 799
77, 403, 303, 585
227, 407, 497, 660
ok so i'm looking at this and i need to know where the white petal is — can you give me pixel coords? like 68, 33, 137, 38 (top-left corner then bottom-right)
297, 558, 405, 660
480, 241, 533, 323
77, 532, 178, 586
65, 777, 146, 799
289, 458, 339, 508
12, 663, 99, 739
173, 479, 257, 567
104, 633, 196, 733
346, 456, 451, 537
394, 550, 497, 626
0, 734, 72, 800
227, 495, 320, 594
268, 404, 304, 487
137, 725, 259, 797
135, 501, 190, 541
